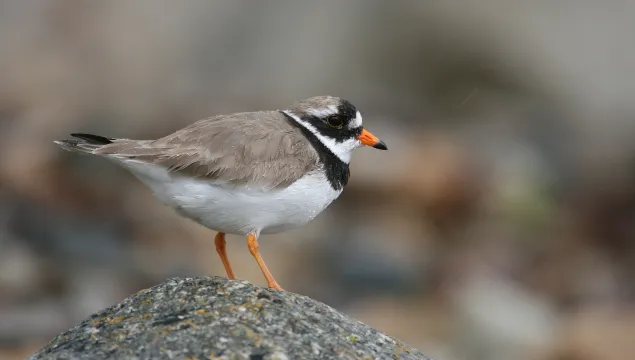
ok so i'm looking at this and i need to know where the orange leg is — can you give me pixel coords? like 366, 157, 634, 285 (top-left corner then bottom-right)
214, 232, 235, 279
247, 234, 283, 291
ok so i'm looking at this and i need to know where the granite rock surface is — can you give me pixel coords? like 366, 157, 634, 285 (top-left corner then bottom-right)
31, 277, 431, 360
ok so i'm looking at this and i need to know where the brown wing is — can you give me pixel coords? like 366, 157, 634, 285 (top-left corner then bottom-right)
95, 111, 320, 189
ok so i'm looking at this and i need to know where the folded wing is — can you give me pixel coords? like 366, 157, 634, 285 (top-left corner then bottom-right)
95, 111, 319, 190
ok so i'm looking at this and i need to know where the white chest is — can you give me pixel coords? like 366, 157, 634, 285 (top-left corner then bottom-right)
126, 162, 342, 235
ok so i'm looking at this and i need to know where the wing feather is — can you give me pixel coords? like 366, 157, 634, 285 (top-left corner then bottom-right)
95, 111, 319, 189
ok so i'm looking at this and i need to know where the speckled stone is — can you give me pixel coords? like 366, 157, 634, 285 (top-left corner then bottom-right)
30, 277, 431, 360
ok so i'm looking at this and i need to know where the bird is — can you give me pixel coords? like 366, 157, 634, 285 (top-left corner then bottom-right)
55, 96, 387, 290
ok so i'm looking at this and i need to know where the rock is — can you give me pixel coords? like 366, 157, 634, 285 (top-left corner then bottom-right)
31, 277, 431, 360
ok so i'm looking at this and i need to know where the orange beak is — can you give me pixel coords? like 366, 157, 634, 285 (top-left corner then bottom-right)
356, 128, 387, 150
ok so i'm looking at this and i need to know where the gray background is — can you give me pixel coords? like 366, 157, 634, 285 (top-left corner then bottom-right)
1, 1, 634, 359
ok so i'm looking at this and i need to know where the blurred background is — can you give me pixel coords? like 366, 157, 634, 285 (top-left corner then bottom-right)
1, 1, 634, 359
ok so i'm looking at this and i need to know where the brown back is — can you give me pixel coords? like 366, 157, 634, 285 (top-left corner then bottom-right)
95, 111, 320, 189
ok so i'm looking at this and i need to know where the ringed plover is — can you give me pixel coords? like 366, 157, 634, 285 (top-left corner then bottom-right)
55, 96, 387, 290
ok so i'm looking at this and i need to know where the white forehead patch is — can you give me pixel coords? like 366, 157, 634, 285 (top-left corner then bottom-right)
348, 111, 363, 130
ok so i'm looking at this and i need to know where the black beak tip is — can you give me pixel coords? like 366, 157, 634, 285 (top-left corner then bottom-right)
373, 140, 388, 150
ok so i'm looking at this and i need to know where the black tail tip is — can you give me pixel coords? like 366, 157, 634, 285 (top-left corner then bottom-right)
70, 133, 114, 144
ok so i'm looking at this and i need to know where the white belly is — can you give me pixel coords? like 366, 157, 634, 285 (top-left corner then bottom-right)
120, 161, 342, 235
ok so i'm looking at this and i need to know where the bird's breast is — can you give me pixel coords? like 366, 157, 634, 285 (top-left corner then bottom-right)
132, 165, 342, 235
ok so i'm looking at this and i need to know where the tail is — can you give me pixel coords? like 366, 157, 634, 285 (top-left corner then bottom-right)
54, 133, 115, 154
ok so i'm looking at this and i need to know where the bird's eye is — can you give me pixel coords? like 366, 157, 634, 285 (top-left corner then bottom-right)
326, 115, 344, 129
